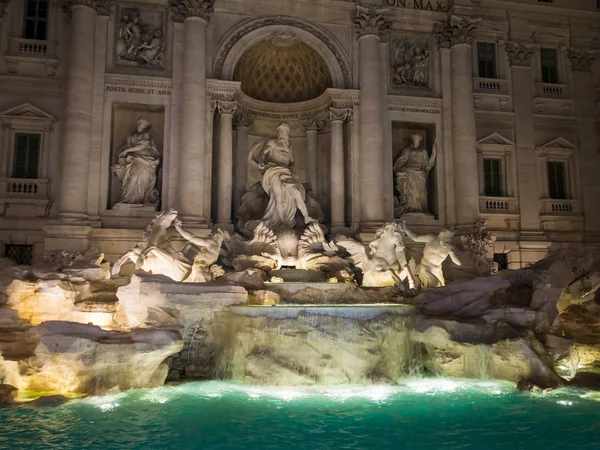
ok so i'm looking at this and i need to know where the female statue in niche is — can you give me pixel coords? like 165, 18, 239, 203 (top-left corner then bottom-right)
394, 133, 437, 215
249, 122, 317, 230
112, 117, 161, 206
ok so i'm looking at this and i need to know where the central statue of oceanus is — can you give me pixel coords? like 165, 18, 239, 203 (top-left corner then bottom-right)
236, 122, 323, 235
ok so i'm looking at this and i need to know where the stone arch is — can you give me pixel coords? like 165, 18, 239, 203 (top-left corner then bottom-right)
213, 17, 352, 89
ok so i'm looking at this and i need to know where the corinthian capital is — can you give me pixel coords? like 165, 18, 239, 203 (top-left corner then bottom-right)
61, 0, 111, 15
567, 48, 596, 73
217, 100, 237, 115
435, 15, 480, 49
505, 42, 534, 68
353, 5, 391, 39
329, 107, 350, 122
302, 117, 325, 132
169, 0, 214, 23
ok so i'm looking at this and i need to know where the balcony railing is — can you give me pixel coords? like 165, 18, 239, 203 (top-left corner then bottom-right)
479, 196, 517, 214
0, 178, 50, 199
535, 82, 569, 99
540, 199, 581, 215
8, 38, 55, 58
473, 78, 509, 95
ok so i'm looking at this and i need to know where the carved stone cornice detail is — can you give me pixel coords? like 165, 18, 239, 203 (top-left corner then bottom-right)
169, 0, 213, 23
329, 107, 350, 122
61, 0, 111, 16
217, 100, 237, 115
567, 48, 596, 73
0, 0, 10, 19
435, 15, 480, 49
505, 42, 534, 68
302, 117, 325, 132
353, 5, 391, 39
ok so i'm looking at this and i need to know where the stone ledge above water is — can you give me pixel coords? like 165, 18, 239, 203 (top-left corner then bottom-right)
229, 304, 415, 320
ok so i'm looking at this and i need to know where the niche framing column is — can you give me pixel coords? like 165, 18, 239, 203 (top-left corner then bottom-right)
329, 107, 348, 231
302, 117, 324, 196
216, 100, 237, 230
353, 5, 390, 232
233, 113, 253, 215
169, 0, 213, 226
435, 16, 480, 228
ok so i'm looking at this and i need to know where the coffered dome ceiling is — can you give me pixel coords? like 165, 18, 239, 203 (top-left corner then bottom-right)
233, 35, 332, 104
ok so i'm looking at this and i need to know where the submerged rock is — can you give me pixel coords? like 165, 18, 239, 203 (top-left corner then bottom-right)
0, 384, 17, 406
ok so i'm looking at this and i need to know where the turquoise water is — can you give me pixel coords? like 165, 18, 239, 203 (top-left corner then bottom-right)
1, 379, 600, 449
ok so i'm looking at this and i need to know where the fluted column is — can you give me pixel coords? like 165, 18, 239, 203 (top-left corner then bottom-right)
329, 108, 348, 230
216, 100, 236, 229
302, 117, 324, 195
170, 0, 214, 225
353, 6, 390, 230
436, 16, 480, 227
57, 0, 106, 220
233, 113, 252, 215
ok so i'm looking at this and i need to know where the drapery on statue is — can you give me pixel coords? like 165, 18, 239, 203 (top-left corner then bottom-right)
112, 118, 161, 206
401, 224, 461, 289
394, 134, 437, 215
335, 222, 415, 289
248, 122, 317, 230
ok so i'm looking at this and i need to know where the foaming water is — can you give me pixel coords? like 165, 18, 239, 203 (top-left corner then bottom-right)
1, 379, 599, 450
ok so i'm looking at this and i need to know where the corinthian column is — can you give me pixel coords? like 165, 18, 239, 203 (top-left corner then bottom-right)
302, 117, 324, 196
57, 0, 107, 220
329, 107, 348, 230
435, 15, 480, 227
233, 113, 252, 214
353, 5, 390, 230
216, 100, 237, 230
169, 0, 214, 225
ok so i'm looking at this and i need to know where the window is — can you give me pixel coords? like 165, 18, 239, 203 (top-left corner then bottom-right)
540, 48, 559, 83
23, 0, 48, 40
477, 42, 497, 79
493, 253, 509, 271
12, 133, 40, 179
4, 244, 34, 265
547, 161, 567, 199
483, 158, 503, 197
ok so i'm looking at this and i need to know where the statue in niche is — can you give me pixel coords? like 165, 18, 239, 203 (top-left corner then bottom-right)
112, 118, 161, 207
115, 9, 165, 68
394, 134, 437, 216
392, 38, 430, 88
401, 224, 461, 289
237, 122, 323, 235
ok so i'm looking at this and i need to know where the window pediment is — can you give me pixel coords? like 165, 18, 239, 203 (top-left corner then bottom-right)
0, 103, 56, 129
477, 133, 514, 155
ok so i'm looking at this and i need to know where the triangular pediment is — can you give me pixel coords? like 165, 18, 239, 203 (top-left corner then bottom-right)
0, 103, 56, 121
539, 137, 577, 149
477, 132, 514, 146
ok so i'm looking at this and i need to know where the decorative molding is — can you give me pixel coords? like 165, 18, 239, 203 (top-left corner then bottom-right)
508, 13, 568, 29
217, 100, 237, 115
505, 42, 534, 68
539, 137, 577, 151
61, 0, 112, 16
387, 95, 442, 114
209, 100, 217, 113
477, 132, 514, 147
567, 48, 596, 73
352, 5, 391, 39
206, 79, 240, 101
435, 15, 480, 49
329, 88, 359, 108
329, 107, 350, 122
168, 0, 213, 23
104, 75, 172, 96
213, 17, 351, 88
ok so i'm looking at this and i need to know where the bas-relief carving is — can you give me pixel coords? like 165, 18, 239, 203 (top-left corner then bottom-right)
567, 48, 596, 73
115, 5, 166, 69
393, 133, 437, 216
111, 117, 161, 208
505, 42, 534, 68
391, 37, 430, 88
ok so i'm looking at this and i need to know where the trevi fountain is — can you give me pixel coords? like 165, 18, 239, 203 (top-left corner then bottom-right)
1, 123, 600, 449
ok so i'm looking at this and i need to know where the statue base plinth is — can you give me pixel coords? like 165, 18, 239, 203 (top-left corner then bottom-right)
112, 203, 157, 212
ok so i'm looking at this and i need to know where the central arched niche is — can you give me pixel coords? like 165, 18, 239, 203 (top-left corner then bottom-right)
233, 34, 332, 103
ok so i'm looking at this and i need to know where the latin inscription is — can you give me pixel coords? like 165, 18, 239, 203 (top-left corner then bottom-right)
385, 0, 447, 12
105, 85, 171, 96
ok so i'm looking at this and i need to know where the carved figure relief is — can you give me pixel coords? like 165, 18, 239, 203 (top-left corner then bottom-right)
391, 37, 430, 88
112, 117, 161, 207
394, 134, 437, 216
115, 6, 166, 69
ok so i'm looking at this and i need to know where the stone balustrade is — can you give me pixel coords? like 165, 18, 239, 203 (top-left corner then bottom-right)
8, 37, 53, 57
479, 196, 517, 214
540, 199, 581, 215
0, 178, 50, 198
535, 82, 569, 99
473, 78, 508, 95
